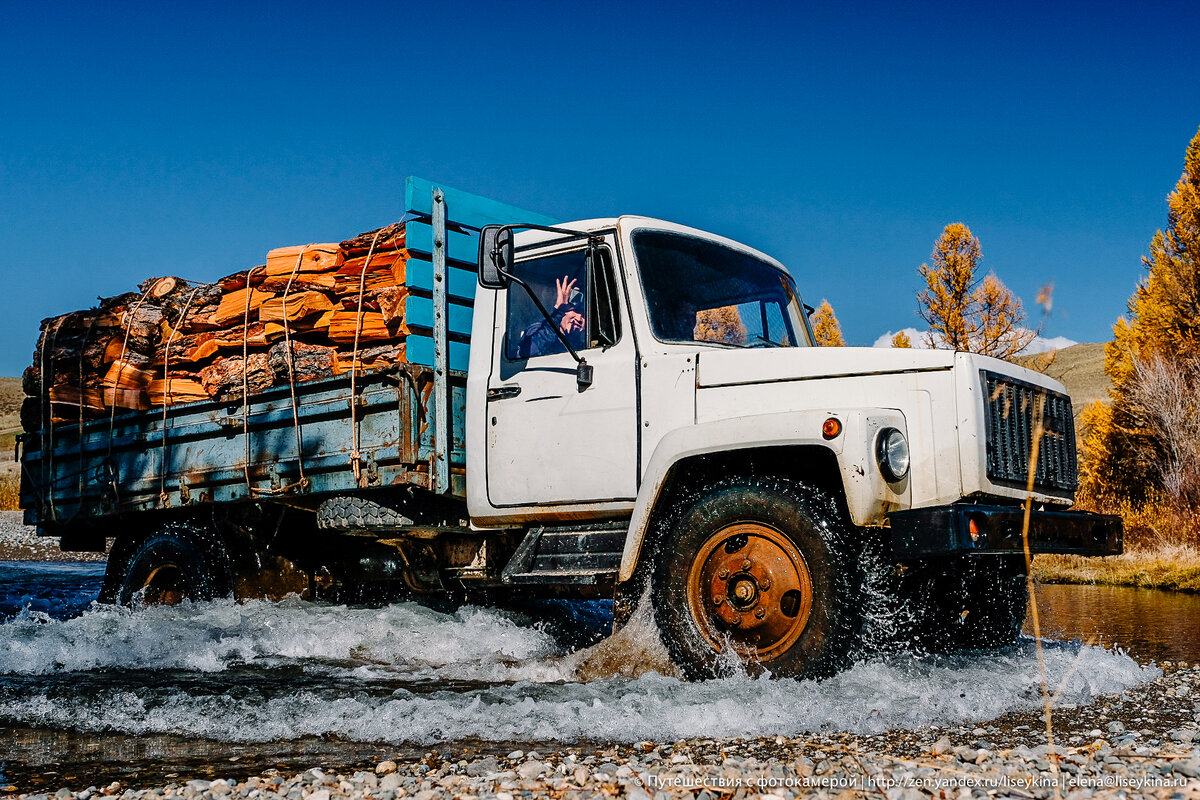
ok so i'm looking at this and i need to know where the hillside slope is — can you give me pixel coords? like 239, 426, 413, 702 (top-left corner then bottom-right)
1017, 341, 1110, 411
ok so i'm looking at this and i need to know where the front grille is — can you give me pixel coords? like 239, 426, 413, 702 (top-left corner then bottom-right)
982, 371, 1077, 493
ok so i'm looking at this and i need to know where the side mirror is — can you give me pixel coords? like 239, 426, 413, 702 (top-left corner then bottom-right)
478, 225, 513, 289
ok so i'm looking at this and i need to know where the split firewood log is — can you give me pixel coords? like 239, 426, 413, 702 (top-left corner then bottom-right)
326, 310, 405, 344
103, 387, 150, 411
211, 287, 275, 326
147, 377, 210, 406
258, 291, 335, 323
264, 244, 343, 276
102, 359, 156, 391
259, 272, 337, 293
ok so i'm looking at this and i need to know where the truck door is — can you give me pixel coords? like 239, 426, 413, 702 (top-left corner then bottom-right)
485, 236, 638, 507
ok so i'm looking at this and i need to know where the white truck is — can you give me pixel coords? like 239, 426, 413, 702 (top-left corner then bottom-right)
21, 183, 1120, 680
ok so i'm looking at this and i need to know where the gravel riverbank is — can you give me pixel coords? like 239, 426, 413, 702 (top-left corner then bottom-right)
0, 511, 106, 562
5, 663, 1197, 800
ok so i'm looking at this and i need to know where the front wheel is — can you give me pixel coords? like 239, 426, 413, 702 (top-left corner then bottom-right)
101, 521, 233, 606
651, 478, 862, 680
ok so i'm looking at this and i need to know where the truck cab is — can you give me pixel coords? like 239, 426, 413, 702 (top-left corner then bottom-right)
464, 215, 1119, 677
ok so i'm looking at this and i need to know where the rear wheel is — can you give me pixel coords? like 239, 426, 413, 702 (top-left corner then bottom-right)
101, 522, 233, 606
651, 478, 862, 679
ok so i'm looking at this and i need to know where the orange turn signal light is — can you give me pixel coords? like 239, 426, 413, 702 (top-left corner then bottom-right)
822, 417, 842, 439
969, 518, 981, 542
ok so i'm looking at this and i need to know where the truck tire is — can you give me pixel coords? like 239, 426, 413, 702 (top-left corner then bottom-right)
101, 522, 233, 606
906, 555, 1029, 651
317, 495, 414, 531
651, 477, 862, 680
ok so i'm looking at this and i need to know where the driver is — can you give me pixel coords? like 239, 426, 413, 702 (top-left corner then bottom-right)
517, 275, 586, 358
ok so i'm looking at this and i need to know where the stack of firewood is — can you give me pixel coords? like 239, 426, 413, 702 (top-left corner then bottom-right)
23, 223, 414, 429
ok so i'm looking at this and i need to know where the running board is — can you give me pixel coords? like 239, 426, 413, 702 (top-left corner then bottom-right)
500, 522, 627, 587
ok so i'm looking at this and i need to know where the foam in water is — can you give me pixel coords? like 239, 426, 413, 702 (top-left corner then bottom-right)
0, 595, 1157, 746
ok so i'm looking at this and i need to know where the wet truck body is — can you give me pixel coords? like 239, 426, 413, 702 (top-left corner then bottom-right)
20, 180, 1122, 679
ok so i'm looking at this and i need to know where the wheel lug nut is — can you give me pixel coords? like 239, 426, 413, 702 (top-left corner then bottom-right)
741, 559, 752, 571
730, 615, 742, 626
712, 595, 723, 606
760, 579, 771, 591
754, 607, 766, 620
718, 569, 730, 580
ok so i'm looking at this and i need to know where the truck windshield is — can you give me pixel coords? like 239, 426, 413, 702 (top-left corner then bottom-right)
632, 230, 811, 348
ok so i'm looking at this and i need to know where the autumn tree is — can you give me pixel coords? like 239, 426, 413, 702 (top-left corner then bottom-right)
891, 330, 912, 348
694, 305, 747, 346
810, 299, 846, 347
916, 223, 1035, 358
1081, 125, 1200, 509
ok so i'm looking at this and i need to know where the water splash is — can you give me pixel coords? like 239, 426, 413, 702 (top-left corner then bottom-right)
0, 590, 1156, 746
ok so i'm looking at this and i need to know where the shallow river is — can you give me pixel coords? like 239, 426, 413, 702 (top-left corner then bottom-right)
0, 561, 1191, 788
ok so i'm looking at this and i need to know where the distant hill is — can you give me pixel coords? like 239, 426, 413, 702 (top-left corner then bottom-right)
1015, 342, 1111, 415
0, 377, 21, 435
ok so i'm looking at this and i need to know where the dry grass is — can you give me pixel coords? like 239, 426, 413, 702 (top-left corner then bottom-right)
0, 472, 19, 511
1035, 486, 1200, 592
1033, 544, 1200, 592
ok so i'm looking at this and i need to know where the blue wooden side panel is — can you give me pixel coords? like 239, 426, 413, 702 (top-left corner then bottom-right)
404, 221, 479, 268
405, 257, 477, 303
404, 177, 559, 229
406, 337, 471, 373
399, 178, 557, 370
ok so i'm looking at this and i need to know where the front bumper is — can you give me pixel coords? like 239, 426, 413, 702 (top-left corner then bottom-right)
887, 503, 1123, 559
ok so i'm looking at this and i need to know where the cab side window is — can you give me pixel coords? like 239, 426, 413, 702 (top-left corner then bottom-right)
504, 247, 621, 360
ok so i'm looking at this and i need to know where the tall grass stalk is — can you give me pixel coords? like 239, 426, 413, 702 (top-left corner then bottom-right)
1021, 402, 1060, 800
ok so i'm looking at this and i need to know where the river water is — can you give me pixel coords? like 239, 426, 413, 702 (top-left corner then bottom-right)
0, 561, 1191, 789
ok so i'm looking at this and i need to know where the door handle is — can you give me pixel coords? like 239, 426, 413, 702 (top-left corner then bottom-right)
487, 385, 522, 401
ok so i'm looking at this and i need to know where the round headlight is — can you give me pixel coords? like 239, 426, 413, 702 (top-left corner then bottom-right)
877, 428, 910, 482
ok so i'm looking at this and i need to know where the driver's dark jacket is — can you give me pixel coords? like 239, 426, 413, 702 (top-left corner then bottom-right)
517, 305, 584, 358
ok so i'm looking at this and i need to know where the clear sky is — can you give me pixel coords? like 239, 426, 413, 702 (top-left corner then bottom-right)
2, 1, 1198, 376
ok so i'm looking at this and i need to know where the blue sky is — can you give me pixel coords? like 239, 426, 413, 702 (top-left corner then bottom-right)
2, 0, 1198, 376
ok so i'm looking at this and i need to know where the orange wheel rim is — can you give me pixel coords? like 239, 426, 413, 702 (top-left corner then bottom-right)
685, 522, 813, 662
141, 563, 185, 606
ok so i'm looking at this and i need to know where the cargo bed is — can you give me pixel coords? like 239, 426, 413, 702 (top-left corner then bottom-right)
20, 178, 555, 533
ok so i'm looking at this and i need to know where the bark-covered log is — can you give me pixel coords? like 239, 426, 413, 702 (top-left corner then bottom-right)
200, 353, 274, 401
267, 340, 338, 383
340, 223, 404, 257
121, 305, 164, 354
335, 343, 405, 374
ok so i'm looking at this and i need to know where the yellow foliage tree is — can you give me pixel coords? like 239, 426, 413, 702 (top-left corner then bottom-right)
810, 300, 846, 347
1106, 126, 1200, 389
694, 305, 747, 346
891, 330, 912, 348
916, 223, 1034, 358
1084, 125, 1200, 507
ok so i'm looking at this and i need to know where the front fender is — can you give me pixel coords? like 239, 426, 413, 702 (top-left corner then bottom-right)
618, 408, 910, 581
